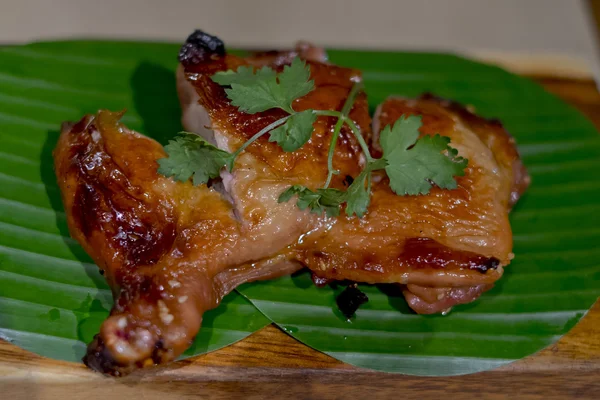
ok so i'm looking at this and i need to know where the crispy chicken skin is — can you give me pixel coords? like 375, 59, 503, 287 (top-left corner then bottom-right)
177, 31, 373, 273
177, 30, 529, 314
54, 111, 302, 375
53, 30, 528, 375
54, 33, 368, 375
304, 95, 530, 313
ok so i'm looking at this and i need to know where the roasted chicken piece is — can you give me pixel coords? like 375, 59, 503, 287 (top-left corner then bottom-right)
176, 31, 372, 258
54, 111, 303, 375
54, 30, 528, 375
54, 33, 372, 375
177, 30, 529, 314
296, 95, 530, 314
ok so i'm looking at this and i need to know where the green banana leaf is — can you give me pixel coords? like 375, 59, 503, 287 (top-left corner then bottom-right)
238, 49, 600, 375
0, 40, 270, 363
0, 40, 598, 376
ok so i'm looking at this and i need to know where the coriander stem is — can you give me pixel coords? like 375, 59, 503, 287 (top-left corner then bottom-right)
230, 115, 290, 162
281, 105, 295, 115
313, 110, 341, 118
312, 111, 372, 162
341, 81, 364, 115
318, 81, 364, 188
322, 117, 344, 188
343, 117, 374, 163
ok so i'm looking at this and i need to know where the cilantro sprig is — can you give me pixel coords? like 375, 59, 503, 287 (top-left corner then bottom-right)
380, 116, 467, 195
212, 58, 314, 115
157, 134, 232, 185
158, 58, 468, 218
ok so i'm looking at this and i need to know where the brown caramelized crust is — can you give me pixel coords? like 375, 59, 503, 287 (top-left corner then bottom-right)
177, 31, 376, 285
294, 96, 528, 308
177, 31, 528, 314
57, 113, 178, 289
298, 238, 501, 284
54, 111, 301, 375
418, 93, 530, 207
54, 31, 530, 374
179, 32, 370, 187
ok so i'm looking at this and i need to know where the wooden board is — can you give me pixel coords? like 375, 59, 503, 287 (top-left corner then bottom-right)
2, 75, 600, 399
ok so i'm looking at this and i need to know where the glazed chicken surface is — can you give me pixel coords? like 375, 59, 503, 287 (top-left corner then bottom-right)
53, 30, 528, 375
177, 31, 529, 313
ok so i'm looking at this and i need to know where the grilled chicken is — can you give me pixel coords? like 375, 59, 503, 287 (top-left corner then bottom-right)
53, 30, 528, 375
300, 95, 530, 314
177, 31, 529, 314
54, 111, 303, 375
177, 31, 373, 280
54, 33, 370, 375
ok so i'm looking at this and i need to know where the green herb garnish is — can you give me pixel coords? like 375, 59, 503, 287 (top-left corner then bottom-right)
379, 116, 467, 195
157, 134, 232, 186
158, 58, 468, 217
211, 58, 314, 115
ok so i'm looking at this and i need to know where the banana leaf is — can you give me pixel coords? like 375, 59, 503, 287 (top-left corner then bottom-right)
0, 41, 270, 362
0, 41, 598, 375
238, 49, 600, 375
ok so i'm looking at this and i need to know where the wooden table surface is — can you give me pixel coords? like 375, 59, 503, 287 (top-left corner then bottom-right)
1, 75, 600, 399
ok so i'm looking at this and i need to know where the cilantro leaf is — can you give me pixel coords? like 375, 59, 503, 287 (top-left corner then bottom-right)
278, 185, 305, 203
345, 169, 370, 217
278, 185, 345, 217
211, 65, 273, 86
223, 67, 281, 114
268, 110, 316, 152
316, 188, 347, 217
379, 114, 422, 153
278, 57, 315, 107
157, 132, 232, 186
211, 57, 314, 114
380, 115, 468, 195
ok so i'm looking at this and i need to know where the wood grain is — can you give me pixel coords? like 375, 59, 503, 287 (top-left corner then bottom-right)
2, 76, 600, 399
588, 0, 600, 50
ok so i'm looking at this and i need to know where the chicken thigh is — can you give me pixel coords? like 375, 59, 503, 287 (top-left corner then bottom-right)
177, 30, 529, 315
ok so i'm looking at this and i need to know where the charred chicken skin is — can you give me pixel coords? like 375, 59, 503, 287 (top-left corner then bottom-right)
53, 30, 528, 375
